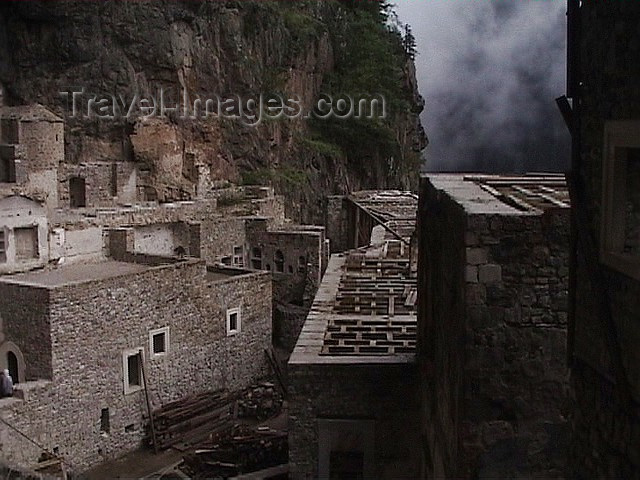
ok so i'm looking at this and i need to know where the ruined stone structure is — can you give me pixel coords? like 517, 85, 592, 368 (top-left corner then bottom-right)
564, 2, 640, 477
289, 192, 419, 479
417, 174, 570, 478
0, 105, 63, 212
0, 105, 327, 474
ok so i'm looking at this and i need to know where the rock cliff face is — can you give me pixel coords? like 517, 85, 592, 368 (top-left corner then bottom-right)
0, 0, 426, 222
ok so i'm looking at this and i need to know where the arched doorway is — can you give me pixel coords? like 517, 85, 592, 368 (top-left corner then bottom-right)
0, 342, 25, 384
7, 351, 18, 383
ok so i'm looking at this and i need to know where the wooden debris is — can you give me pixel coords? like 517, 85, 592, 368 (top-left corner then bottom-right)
181, 424, 288, 479
236, 382, 283, 421
149, 390, 233, 450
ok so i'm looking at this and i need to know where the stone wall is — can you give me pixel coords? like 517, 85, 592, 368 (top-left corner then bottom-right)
288, 362, 420, 479
0, 260, 272, 473
11, 116, 62, 211
568, 3, 640, 476
200, 216, 247, 265
246, 222, 325, 353
417, 179, 467, 479
58, 162, 117, 208
418, 176, 570, 479
325, 196, 348, 253
0, 283, 51, 381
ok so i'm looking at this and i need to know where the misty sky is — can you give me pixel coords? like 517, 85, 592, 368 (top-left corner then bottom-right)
394, 0, 571, 173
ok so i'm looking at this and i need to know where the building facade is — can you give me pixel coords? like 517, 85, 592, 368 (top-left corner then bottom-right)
0, 258, 272, 472
565, 2, 640, 477
289, 192, 420, 479
417, 174, 571, 478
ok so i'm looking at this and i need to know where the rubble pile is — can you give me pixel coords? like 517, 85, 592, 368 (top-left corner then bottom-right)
181, 425, 288, 479
236, 382, 283, 421
150, 390, 232, 449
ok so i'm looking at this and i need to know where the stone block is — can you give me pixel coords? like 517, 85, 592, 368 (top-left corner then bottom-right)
466, 266, 478, 283
465, 231, 479, 246
466, 284, 487, 306
466, 247, 488, 266
479, 264, 502, 284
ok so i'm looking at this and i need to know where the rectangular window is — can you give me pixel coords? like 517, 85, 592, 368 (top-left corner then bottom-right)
122, 349, 143, 394
0, 148, 16, 183
100, 408, 110, 434
14, 226, 38, 261
149, 326, 169, 358
233, 245, 244, 267
251, 247, 262, 270
0, 231, 5, 263
226, 307, 241, 336
601, 121, 640, 280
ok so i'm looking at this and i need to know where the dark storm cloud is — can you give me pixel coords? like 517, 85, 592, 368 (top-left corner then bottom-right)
395, 0, 570, 173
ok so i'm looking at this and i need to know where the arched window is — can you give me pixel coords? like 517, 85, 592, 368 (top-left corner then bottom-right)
274, 250, 284, 273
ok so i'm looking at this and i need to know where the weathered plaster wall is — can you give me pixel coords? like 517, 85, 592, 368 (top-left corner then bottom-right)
0, 196, 48, 274
132, 222, 190, 257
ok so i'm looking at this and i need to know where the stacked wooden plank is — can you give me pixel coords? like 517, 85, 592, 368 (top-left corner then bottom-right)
150, 390, 232, 449
181, 425, 288, 479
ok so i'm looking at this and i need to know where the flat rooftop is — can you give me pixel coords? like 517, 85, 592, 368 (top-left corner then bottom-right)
0, 260, 151, 288
290, 239, 417, 366
423, 173, 570, 215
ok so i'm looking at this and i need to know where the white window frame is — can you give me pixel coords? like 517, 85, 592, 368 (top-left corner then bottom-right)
149, 326, 170, 359
0, 229, 6, 263
226, 307, 242, 336
601, 120, 640, 280
233, 245, 244, 267
122, 347, 144, 395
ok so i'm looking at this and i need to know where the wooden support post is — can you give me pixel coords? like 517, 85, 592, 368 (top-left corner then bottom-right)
140, 351, 159, 454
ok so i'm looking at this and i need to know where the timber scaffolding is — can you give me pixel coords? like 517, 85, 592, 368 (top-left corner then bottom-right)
291, 191, 418, 364
321, 240, 417, 356
346, 191, 418, 247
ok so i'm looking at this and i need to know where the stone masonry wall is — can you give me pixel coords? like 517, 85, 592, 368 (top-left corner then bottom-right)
58, 162, 116, 208
288, 363, 420, 480
0, 283, 51, 381
568, 3, 640, 477
417, 179, 467, 479
0, 260, 271, 472
418, 177, 570, 479
200, 216, 247, 264
247, 225, 324, 353
325, 196, 348, 253
460, 209, 569, 479
0, 117, 62, 210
